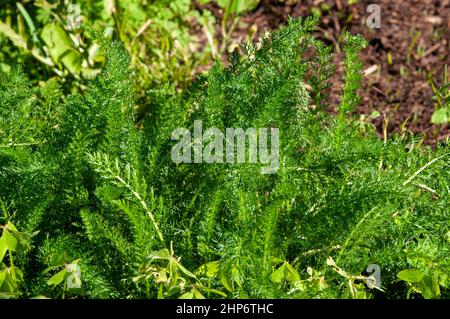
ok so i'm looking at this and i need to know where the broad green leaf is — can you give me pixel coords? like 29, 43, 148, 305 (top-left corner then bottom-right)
431, 108, 450, 124
0, 234, 7, 262
3, 222, 27, 252
47, 268, 67, 286
419, 274, 440, 299
271, 263, 286, 283
397, 269, 424, 283
271, 262, 300, 283
179, 290, 194, 299
41, 23, 81, 75
51, 253, 66, 267
193, 289, 205, 299
177, 262, 197, 279
4, 232, 18, 252
369, 111, 381, 119
220, 273, 234, 292
284, 263, 301, 283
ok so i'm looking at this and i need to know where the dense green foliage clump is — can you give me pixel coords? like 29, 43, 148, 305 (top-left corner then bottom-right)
0, 17, 449, 299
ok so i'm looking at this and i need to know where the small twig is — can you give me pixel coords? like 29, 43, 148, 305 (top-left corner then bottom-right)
415, 183, 437, 194
131, 19, 152, 45
422, 43, 441, 59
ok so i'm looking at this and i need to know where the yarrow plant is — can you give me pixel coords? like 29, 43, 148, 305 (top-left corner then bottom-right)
171, 120, 280, 174
0, 16, 448, 299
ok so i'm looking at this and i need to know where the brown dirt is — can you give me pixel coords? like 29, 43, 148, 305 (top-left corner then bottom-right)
198, 0, 450, 145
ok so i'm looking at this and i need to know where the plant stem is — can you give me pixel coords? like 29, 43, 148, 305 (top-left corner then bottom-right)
114, 175, 165, 245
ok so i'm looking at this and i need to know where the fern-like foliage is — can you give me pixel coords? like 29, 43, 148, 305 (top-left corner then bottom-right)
0, 17, 448, 299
